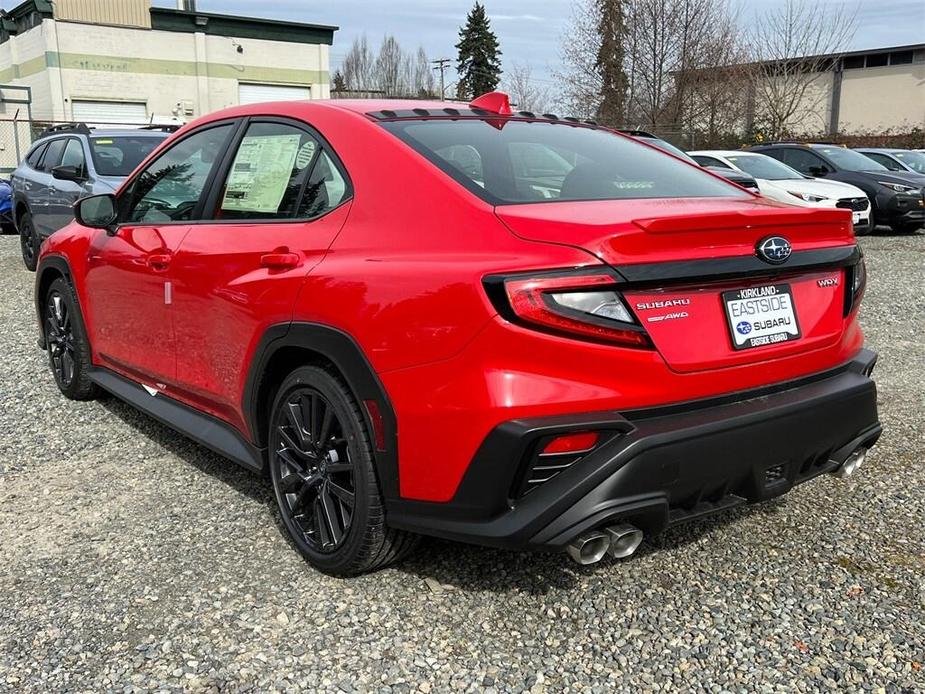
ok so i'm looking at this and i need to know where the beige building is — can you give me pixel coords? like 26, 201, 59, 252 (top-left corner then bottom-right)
758, 44, 925, 135
0, 0, 336, 124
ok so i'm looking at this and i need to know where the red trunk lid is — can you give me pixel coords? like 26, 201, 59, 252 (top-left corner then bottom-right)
496, 197, 856, 373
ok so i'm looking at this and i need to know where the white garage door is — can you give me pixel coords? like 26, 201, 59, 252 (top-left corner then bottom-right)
238, 83, 311, 105
71, 100, 148, 124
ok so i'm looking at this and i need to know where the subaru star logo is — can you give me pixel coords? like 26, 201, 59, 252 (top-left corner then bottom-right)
736, 321, 752, 335
756, 236, 792, 265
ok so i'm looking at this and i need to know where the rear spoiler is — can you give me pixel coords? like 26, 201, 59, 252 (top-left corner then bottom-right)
634, 206, 851, 234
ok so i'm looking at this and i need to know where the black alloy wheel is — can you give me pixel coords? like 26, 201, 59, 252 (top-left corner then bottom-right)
43, 278, 99, 400
268, 366, 418, 575
275, 386, 356, 553
19, 212, 39, 271
45, 288, 76, 389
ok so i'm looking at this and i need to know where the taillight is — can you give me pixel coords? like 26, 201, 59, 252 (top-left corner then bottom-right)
486, 270, 651, 348
844, 256, 867, 316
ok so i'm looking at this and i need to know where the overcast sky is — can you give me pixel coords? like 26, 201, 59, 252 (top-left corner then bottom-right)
5, 0, 923, 88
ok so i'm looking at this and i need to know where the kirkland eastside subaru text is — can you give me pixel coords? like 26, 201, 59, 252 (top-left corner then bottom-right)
34, 93, 881, 575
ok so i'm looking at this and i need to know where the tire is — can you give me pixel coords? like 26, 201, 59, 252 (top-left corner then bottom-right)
19, 212, 40, 271
268, 365, 418, 575
43, 277, 100, 401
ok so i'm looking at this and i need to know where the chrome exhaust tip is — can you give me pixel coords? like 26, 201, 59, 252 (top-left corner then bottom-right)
566, 530, 611, 565
834, 447, 868, 478
603, 523, 644, 559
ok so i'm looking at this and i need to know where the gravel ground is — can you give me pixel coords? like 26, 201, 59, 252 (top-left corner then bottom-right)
0, 232, 923, 693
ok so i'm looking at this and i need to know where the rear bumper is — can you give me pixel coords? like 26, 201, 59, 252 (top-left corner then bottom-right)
386, 349, 881, 550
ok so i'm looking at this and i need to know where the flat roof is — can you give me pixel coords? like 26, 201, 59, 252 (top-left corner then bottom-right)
0, 2, 337, 46
150, 7, 337, 46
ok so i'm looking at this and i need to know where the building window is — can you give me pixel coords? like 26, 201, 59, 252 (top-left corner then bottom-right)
889, 51, 914, 65
865, 53, 889, 68
843, 55, 865, 69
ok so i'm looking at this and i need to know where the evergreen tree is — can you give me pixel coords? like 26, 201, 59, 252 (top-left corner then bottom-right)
455, 2, 502, 100
595, 0, 627, 126
331, 69, 347, 93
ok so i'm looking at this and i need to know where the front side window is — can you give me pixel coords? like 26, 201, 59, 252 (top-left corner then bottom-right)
40, 138, 66, 173
693, 155, 729, 168
781, 148, 827, 176
217, 121, 349, 220
894, 151, 925, 173
60, 139, 87, 177
381, 119, 746, 204
124, 124, 233, 224
864, 153, 904, 171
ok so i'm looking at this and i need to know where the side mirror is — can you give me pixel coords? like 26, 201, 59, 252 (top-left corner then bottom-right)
75, 193, 118, 233
808, 165, 829, 177
52, 165, 84, 182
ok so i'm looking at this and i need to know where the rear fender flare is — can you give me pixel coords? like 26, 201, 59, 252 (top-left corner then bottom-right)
243, 322, 400, 500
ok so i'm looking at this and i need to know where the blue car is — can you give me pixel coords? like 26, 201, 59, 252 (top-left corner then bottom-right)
0, 178, 12, 234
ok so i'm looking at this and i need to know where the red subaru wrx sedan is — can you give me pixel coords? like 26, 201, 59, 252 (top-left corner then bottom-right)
34, 93, 880, 575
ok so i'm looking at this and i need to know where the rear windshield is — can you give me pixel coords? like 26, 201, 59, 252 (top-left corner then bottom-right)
380, 119, 748, 204
89, 135, 169, 177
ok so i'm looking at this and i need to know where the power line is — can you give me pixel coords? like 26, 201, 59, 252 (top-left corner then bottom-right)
432, 57, 452, 99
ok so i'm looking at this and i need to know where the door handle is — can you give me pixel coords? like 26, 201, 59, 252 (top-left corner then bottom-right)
146, 253, 172, 271
260, 252, 300, 270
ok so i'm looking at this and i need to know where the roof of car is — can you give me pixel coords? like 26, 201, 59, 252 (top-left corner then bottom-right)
689, 150, 762, 157
35, 127, 172, 142
854, 148, 904, 154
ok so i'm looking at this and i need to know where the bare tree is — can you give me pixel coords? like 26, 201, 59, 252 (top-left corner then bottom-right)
504, 62, 551, 113
340, 34, 435, 98
555, 0, 747, 133
376, 36, 405, 96
746, 0, 857, 138
553, 1, 602, 118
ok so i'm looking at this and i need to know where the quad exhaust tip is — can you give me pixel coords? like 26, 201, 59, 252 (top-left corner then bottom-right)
834, 447, 868, 478
566, 530, 610, 565
603, 524, 644, 559
566, 524, 644, 565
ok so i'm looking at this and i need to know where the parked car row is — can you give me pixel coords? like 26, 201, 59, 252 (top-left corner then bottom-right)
749, 143, 925, 234
689, 150, 872, 234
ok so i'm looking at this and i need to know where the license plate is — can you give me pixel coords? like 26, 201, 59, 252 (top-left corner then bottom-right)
852, 211, 861, 224
723, 284, 801, 350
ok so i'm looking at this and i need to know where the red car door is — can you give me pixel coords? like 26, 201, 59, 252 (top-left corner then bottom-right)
167, 119, 353, 434
83, 122, 236, 388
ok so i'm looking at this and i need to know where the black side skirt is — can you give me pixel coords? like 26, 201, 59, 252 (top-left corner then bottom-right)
89, 368, 265, 473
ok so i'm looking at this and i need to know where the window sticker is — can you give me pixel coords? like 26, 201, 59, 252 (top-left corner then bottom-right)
222, 134, 302, 213
295, 140, 316, 169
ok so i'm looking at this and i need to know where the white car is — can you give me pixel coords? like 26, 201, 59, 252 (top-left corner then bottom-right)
689, 150, 872, 234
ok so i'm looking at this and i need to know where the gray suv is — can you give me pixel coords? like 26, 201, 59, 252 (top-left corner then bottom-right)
12, 124, 171, 270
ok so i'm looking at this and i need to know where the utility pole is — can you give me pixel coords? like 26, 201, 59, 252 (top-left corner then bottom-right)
432, 58, 451, 99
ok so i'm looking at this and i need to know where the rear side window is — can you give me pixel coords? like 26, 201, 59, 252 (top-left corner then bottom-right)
217, 121, 349, 220
381, 119, 746, 204
26, 142, 48, 169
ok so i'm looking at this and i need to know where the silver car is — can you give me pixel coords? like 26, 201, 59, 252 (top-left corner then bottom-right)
12, 125, 171, 270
